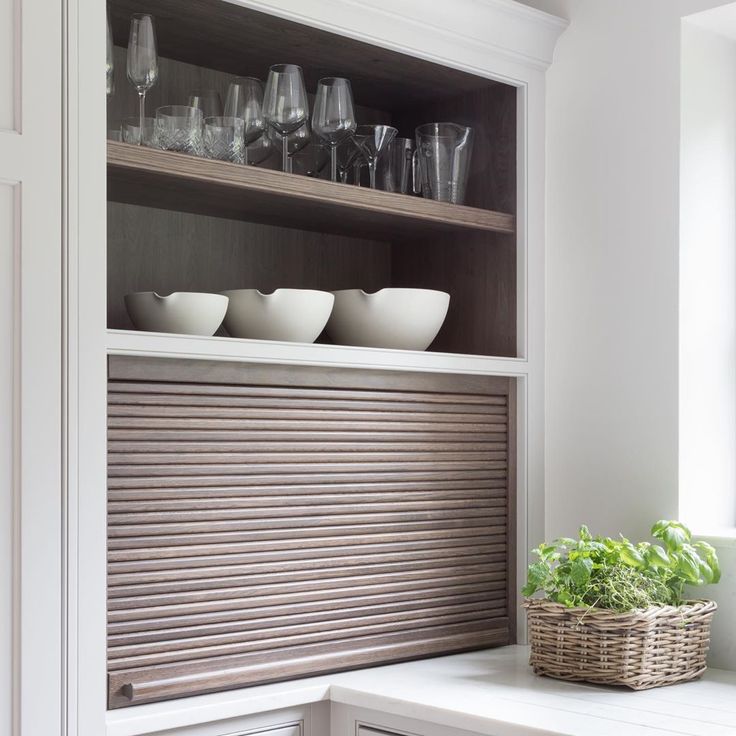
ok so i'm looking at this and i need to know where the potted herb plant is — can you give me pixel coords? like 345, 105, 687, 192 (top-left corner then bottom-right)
522, 520, 720, 690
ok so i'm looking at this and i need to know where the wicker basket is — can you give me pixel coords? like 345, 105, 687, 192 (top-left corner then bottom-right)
523, 598, 717, 690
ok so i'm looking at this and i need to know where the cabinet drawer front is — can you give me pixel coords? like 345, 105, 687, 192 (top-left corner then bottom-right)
106, 357, 514, 707
359, 727, 412, 736
251, 727, 300, 736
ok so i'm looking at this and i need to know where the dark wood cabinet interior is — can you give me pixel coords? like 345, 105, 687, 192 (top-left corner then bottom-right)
106, 0, 518, 358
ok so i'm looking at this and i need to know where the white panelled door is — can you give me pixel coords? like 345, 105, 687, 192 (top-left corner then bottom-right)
0, 0, 64, 735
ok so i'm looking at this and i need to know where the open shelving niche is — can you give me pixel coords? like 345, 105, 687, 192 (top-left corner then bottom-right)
106, 0, 519, 364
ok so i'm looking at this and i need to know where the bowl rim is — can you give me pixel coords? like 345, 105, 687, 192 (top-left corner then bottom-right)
219, 288, 335, 299
331, 288, 450, 299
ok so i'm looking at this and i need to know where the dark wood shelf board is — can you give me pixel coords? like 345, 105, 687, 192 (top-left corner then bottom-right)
107, 142, 515, 240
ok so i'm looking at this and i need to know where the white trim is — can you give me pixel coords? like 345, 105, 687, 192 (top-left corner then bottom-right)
106, 329, 531, 377
225, 0, 567, 72
67, 0, 565, 731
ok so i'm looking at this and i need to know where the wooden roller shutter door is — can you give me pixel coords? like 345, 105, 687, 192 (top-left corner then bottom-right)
106, 356, 516, 707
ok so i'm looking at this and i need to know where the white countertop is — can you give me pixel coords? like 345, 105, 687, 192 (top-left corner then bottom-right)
106, 646, 736, 736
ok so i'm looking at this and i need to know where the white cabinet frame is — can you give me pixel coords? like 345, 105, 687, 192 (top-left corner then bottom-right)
62, 2, 566, 734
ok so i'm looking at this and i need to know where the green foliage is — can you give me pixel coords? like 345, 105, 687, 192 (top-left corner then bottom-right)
522, 520, 720, 612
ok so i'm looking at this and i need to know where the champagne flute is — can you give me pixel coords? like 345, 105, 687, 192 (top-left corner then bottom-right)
263, 64, 309, 172
312, 77, 356, 182
127, 14, 158, 144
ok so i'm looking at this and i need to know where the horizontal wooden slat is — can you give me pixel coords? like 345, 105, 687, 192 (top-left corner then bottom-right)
108, 460, 507, 480
108, 587, 508, 639
108, 383, 508, 406
108, 561, 506, 611
108, 575, 506, 623
108, 492, 507, 514
108, 450, 505, 466
108, 521, 508, 551
109, 391, 507, 414
108, 477, 508, 501
106, 358, 513, 708
108, 550, 505, 594
109, 607, 506, 670
109, 404, 507, 423
108, 429, 507, 444
108, 623, 509, 707
108, 469, 507, 490
108, 538, 509, 575
108, 597, 504, 651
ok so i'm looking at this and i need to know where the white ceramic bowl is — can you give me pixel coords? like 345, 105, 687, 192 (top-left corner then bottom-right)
221, 289, 335, 343
124, 292, 229, 336
326, 288, 450, 351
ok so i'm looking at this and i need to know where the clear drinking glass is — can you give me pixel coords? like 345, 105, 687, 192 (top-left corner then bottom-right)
154, 105, 204, 156
263, 64, 309, 172
354, 124, 397, 189
312, 77, 356, 182
106, 12, 115, 97
378, 137, 415, 193
415, 122, 474, 204
188, 89, 223, 119
122, 116, 155, 146
126, 14, 158, 145
204, 116, 245, 163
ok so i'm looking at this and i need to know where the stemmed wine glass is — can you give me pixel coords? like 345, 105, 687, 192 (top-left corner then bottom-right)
354, 125, 398, 188
225, 77, 267, 164
263, 64, 309, 172
127, 14, 158, 144
312, 77, 356, 182
269, 122, 311, 173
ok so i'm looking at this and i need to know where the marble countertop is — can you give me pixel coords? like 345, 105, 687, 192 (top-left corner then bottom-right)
106, 646, 736, 736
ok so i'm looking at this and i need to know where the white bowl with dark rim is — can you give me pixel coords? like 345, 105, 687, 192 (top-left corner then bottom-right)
221, 288, 335, 343
124, 291, 228, 336
326, 288, 450, 351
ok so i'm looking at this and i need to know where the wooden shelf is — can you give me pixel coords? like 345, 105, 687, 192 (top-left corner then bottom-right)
107, 142, 515, 240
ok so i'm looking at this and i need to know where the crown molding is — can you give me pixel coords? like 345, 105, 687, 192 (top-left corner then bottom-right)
227, 0, 568, 75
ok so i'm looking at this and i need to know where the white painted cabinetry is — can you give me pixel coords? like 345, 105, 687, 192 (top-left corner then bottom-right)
57, 0, 566, 734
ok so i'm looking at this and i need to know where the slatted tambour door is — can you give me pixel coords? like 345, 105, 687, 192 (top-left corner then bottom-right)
106, 356, 515, 707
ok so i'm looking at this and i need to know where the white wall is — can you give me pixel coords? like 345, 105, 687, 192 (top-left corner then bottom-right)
513, 0, 736, 669
680, 21, 736, 530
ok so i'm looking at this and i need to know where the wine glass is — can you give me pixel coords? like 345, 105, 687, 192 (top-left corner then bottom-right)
312, 77, 356, 182
354, 124, 398, 188
225, 77, 266, 162
188, 89, 223, 119
127, 14, 158, 145
263, 64, 309, 172
269, 122, 311, 173
106, 12, 115, 97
